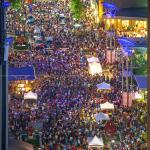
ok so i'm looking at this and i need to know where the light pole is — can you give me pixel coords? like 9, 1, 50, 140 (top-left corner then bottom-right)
0, 0, 8, 150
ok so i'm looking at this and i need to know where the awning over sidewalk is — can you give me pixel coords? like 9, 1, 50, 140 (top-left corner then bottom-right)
9, 67, 35, 81
134, 75, 147, 90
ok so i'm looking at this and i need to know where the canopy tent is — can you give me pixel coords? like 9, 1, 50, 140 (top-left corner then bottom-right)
96, 82, 111, 90
88, 136, 104, 148
87, 57, 100, 63
88, 62, 102, 76
24, 91, 37, 100
132, 91, 142, 100
9, 67, 35, 81
94, 112, 110, 122
134, 75, 147, 90
100, 102, 114, 110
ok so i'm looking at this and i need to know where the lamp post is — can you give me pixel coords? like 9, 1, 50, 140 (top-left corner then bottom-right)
0, 0, 8, 150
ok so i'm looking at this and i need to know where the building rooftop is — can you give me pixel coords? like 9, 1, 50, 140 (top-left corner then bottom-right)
116, 7, 148, 18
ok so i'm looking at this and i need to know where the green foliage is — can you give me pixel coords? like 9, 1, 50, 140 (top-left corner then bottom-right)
140, 132, 147, 141
132, 51, 147, 75
70, 0, 84, 19
8, 0, 22, 10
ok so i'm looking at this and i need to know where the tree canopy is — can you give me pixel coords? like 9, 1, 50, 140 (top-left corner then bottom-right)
70, 0, 84, 19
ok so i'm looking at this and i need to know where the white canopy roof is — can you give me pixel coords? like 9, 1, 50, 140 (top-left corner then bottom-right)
88, 136, 104, 147
24, 91, 37, 100
100, 102, 114, 110
89, 62, 102, 76
87, 57, 100, 63
132, 91, 142, 100
94, 112, 110, 122
96, 82, 111, 90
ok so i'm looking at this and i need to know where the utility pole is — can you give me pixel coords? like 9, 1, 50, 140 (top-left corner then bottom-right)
147, 0, 150, 148
0, 0, 8, 150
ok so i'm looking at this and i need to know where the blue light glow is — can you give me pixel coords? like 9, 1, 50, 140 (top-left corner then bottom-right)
102, 2, 118, 18
102, 2, 117, 10
3, 2, 11, 8
6, 37, 14, 44
118, 38, 135, 47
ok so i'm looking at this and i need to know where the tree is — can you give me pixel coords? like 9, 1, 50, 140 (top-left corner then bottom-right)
8, 0, 22, 10
70, 0, 84, 19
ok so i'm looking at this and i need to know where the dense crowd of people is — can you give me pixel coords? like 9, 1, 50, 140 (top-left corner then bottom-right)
7, 0, 146, 149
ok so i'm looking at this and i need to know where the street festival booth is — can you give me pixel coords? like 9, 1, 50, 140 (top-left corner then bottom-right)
87, 56, 100, 63
87, 56, 102, 76
9, 67, 35, 95
134, 75, 147, 103
100, 102, 114, 110
23, 91, 37, 108
133, 91, 142, 100
88, 136, 104, 149
94, 112, 110, 122
24, 91, 37, 108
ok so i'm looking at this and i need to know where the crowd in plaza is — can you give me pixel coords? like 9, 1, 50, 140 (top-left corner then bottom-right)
7, 0, 146, 149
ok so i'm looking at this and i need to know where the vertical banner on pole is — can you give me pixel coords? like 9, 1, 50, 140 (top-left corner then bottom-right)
106, 50, 115, 63
122, 92, 133, 107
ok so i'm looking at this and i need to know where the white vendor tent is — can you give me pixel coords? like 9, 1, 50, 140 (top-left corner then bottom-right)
89, 62, 102, 76
88, 136, 104, 149
96, 82, 111, 90
87, 57, 100, 63
100, 102, 114, 110
94, 112, 110, 122
132, 92, 142, 100
24, 91, 37, 100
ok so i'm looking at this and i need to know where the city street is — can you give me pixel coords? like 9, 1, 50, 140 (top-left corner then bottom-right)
6, 0, 147, 149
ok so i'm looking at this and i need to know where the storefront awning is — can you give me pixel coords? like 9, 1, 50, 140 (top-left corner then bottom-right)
9, 67, 35, 81
134, 75, 147, 90
118, 37, 147, 48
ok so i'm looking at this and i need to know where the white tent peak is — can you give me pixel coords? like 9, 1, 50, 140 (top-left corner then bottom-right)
89, 62, 102, 76
133, 91, 142, 100
24, 91, 37, 100
87, 56, 99, 63
88, 136, 104, 146
100, 101, 114, 110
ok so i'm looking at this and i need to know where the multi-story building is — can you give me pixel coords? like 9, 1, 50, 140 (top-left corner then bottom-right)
94, 0, 148, 37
